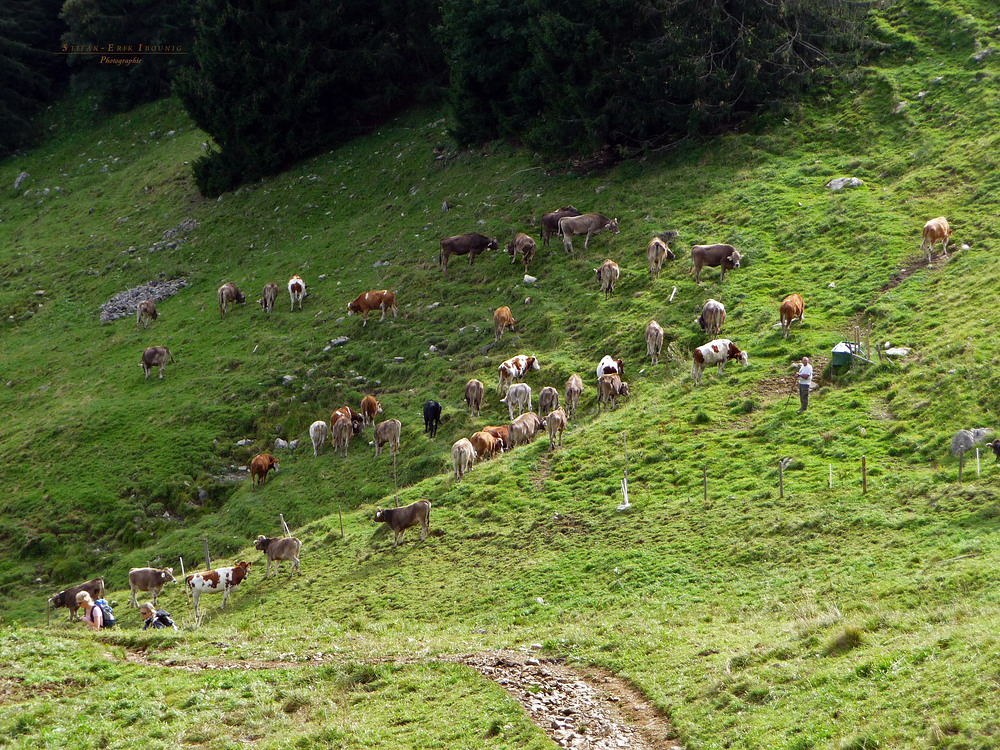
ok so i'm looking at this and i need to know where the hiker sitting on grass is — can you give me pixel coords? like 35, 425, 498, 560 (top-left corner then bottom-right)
140, 601, 177, 630
76, 591, 103, 631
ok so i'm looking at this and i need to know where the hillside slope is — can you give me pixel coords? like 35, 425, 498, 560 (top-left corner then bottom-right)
3, 1, 1000, 748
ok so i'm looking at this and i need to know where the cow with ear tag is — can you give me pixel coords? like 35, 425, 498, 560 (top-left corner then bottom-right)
375, 500, 431, 549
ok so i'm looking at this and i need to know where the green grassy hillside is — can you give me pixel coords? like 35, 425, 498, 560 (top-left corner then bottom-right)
3, 1, 1000, 747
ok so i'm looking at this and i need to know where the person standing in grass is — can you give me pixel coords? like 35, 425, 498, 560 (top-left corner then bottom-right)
76, 591, 103, 630
794, 356, 813, 414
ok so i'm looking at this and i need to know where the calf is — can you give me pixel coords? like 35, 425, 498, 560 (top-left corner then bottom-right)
249, 453, 279, 489
596, 356, 624, 381
543, 407, 567, 449
483, 425, 510, 452
465, 379, 484, 417
988, 439, 1000, 464
540, 206, 581, 247
691, 244, 742, 285
558, 213, 619, 253
309, 420, 329, 456
646, 237, 676, 279
470, 430, 499, 461
361, 395, 383, 427
452, 438, 477, 479
646, 320, 664, 365
691, 338, 749, 386
497, 354, 540, 394
539, 386, 559, 416
128, 567, 175, 608
493, 306, 516, 342
287, 275, 306, 310
423, 400, 442, 438
779, 293, 805, 339
259, 282, 279, 313
921, 216, 952, 264
509, 411, 543, 448
331, 405, 364, 435
218, 282, 246, 318
49, 577, 105, 622
439, 233, 499, 273
136, 299, 158, 330
506, 232, 537, 270
331, 415, 353, 457
697, 299, 727, 336
347, 290, 398, 327
140, 346, 174, 380
500, 383, 532, 420
374, 418, 402, 457
564, 374, 583, 419
598, 374, 629, 412
254, 535, 302, 579
374, 500, 431, 550
595, 259, 621, 300
186, 561, 251, 620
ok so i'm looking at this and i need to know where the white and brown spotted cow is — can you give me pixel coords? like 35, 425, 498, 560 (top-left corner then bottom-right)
347, 290, 398, 327
691, 339, 749, 386
497, 354, 540, 394
186, 561, 251, 621
287, 275, 306, 310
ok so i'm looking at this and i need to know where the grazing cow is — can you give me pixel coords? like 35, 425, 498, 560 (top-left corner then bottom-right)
128, 567, 175, 608
452, 438, 477, 479
493, 306, 517, 342
374, 500, 431, 550
259, 282, 279, 313
646, 237, 676, 279
254, 535, 302, 579
691, 244, 742, 284
287, 275, 306, 310
646, 320, 664, 365
140, 346, 174, 380
483, 425, 510, 452
509, 411, 543, 448
331, 406, 364, 435
497, 354, 540, 394
539, 386, 559, 416
49, 577, 105, 622
543, 407, 567, 449
470, 430, 499, 461
540, 206, 581, 247
506, 232, 537, 270
439, 233, 499, 273
598, 374, 630, 412
465, 379, 485, 417
564, 374, 583, 420
347, 289, 398, 327
136, 299, 158, 330
249, 453, 279, 489
423, 400, 442, 438
309, 420, 329, 456
691, 338, 750, 386
331, 415, 353, 457
186, 561, 251, 620
360, 395, 383, 427
595, 259, 621, 300
558, 213, 619, 253
218, 282, 246, 318
697, 299, 727, 336
374, 418, 402, 457
921, 216, 952, 264
500, 383, 532, 420
596, 355, 624, 381
779, 293, 805, 339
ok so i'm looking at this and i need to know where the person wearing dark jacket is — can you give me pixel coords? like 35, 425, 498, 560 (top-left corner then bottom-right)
139, 601, 177, 630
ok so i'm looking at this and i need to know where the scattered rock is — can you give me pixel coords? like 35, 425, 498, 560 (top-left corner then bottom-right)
917, 90, 929, 99
282, 375, 296, 385
274, 438, 289, 450
972, 46, 994, 62
236, 439, 253, 447
442, 201, 451, 211
99, 277, 188, 323
429, 345, 438, 353
427, 302, 440, 310
524, 297, 533, 305
524, 274, 538, 284
961, 244, 971, 250
931, 76, 944, 85
289, 440, 299, 450
33, 290, 45, 297
318, 274, 327, 280
13, 172, 29, 189
394, 357, 405, 362
329, 336, 350, 347
828, 282, 836, 288
885, 347, 911, 358
893, 101, 908, 114
826, 177, 864, 190
373, 260, 390, 268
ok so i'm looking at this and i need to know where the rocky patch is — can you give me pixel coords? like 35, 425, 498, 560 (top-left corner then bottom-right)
100, 277, 188, 323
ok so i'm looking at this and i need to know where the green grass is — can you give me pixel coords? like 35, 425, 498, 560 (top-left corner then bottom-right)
3, 0, 1000, 747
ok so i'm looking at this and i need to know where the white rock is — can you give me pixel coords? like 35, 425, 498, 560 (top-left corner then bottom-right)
429, 345, 438, 352
826, 177, 864, 190
275, 438, 289, 450
931, 76, 944, 85
962, 244, 971, 250
236, 439, 253, 446
282, 375, 296, 385
893, 101, 908, 114
885, 347, 911, 357
524, 297, 532, 305
288, 440, 299, 450
13, 172, 29, 189
330, 336, 349, 346
972, 46, 994, 62
394, 357, 405, 362
524, 274, 537, 284
318, 274, 327, 280
828, 282, 836, 288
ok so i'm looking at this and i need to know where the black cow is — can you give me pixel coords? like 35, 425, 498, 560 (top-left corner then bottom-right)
540, 206, 581, 247
50, 577, 105, 622
988, 439, 1000, 463
439, 233, 499, 273
374, 500, 431, 549
423, 400, 442, 438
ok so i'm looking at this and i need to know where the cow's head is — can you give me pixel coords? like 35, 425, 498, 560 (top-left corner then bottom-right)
527, 356, 540, 371
254, 535, 269, 552
618, 381, 630, 396
234, 289, 247, 304
696, 314, 707, 332
608, 218, 620, 235
725, 250, 742, 269
374, 508, 386, 523
615, 359, 624, 378
163, 567, 176, 583
48, 592, 64, 608
488, 237, 500, 251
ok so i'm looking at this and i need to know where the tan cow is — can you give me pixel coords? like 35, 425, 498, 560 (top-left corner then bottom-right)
921, 216, 952, 264
259, 282, 279, 313
543, 407, 567, 449
140, 346, 174, 379
499, 383, 531, 420
538, 386, 559, 416
691, 245, 741, 285
646, 236, 676, 279
374, 418, 401, 457
509, 412, 543, 448
779, 294, 805, 339
254, 535, 302, 579
598, 374, 629, 412
558, 213, 619, 253
506, 232, 537, 270
564, 374, 583, 420
540, 206, 581, 247
452, 438, 477, 479
136, 299, 158, 330
697, 299, 726, 336
375, 501, 431, 550
218, 282, 246, 318
465, 379, 484, 416
309, 420, 329, 456
470, 431, 499, 462
128, 567, 175, 608
249, 453, 279, 489
347, 290, 398, 327
331, 415, 353, 457
360, 395, 383, 427
493, 306, 516, 342
595, 259, 621, 300
645, 320, 664, 365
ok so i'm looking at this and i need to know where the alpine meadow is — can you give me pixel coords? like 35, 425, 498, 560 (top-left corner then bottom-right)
4, 1, 1000, 749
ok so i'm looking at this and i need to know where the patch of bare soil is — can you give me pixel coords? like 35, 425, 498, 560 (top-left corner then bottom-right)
533, 455, 552, 492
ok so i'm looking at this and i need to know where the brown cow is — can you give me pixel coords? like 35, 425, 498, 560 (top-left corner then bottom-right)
506, 232, 537, 270
347, 290, 398, 327
646, 237, 676, 279
470, 431, 499, 462
361, 395, 383, 427
218, 282, 246, 318
595, 259, 621, 300
254, 535, 302, 579
374, 418, 401, 457
921, 216, 952, 264
691, 244, 742, 284
539, 386, 559, 416
439, 233, 499, 273
483, 425, 510, 452
140, 346, 174, 380
331, 405, 364, 435
598, 374, 630, 412
645, 320, 664, 365
564, 374, 583, 420
779, 294, 805, 339
465, 379, 485, 417
543, 407, 567, 449
493, 306, 516, 342
49, 577, 105, 622
540, 206, 581, 248
375, 500, 431, 549
259, 282, 279, 313
509, 411, 543, 448
128, 567, 176, 608
250, 453, 279, 489
331, 415, 353, 457
136, 299, 158, 330
697, 299, 726, 336
558, 213, 620, 254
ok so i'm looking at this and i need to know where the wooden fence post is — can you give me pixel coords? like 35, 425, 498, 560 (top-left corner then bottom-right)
280, 513, 291, 537
339, 507, 344, 539
180, 557, 190, 601
203, 539, 211, 571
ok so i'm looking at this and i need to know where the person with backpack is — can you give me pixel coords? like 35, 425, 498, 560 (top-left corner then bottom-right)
139, 601, 177, 631
76, 591, 103, 630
